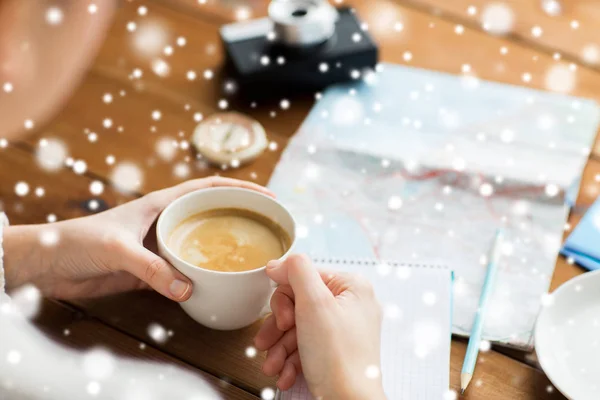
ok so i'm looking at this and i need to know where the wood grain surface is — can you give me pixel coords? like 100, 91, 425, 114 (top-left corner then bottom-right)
2, 0, 600, 398
399, 0, 600, 68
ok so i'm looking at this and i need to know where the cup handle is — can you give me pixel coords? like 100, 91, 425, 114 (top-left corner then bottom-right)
260, 303, 272, 317
260, 281, 278, 317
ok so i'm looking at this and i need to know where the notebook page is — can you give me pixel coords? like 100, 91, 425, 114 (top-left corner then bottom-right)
277, 260, 452, 400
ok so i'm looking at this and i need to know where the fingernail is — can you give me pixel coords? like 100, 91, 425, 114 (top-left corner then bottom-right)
267, 259, 282, 269
169, 279, 190, 299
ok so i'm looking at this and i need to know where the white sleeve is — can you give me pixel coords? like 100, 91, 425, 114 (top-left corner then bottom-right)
0, 307, 222, 399
0, 212, 8, 296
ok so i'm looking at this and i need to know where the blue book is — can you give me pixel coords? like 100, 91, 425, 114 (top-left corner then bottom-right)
561, 197, 600, 270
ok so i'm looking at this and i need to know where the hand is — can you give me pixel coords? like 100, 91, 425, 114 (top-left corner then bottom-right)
3, 177, 273, 301
254, 255, 385, 400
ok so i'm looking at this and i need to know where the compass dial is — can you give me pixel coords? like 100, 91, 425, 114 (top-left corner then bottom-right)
192, 112, 267, 166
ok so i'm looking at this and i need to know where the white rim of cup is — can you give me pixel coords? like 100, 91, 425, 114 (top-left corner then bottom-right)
156, 186, 296, 276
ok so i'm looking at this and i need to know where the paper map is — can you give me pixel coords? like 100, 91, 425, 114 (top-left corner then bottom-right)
268, 64, 600, 349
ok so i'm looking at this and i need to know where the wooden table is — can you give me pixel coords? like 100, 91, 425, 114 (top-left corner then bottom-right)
1, 0, 599, 398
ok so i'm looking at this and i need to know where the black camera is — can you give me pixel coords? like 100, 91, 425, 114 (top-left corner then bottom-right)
220, 0, 378, 99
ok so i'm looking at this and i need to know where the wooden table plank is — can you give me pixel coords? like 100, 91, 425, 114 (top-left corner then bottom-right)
397, 0, 600, 69
0, 145, 131, 224
573, 156, 600, 212
450, 338, 562, 399
19, 71, 289, 193
34, 299, 258, 399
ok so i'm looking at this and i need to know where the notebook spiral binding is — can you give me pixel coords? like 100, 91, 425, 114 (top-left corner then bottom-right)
311, 257, 448, 270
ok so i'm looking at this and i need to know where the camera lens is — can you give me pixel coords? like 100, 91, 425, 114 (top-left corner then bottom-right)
269, 0, 338, 46
291, 8, 308, 17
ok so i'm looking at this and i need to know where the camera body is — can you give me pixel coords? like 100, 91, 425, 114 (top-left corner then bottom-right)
220, 1, 378, 99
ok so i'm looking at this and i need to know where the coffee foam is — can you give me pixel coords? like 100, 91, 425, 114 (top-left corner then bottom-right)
167, 208, 290, 272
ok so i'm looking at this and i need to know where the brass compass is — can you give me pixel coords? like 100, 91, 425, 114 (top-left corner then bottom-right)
192, 112, 267, 166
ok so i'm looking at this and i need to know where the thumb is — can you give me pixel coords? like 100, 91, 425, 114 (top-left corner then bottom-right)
125, 246, 193, 302
266, 254, 333, 306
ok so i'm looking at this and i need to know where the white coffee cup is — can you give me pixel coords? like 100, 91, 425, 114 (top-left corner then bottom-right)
156, 187, 296, 330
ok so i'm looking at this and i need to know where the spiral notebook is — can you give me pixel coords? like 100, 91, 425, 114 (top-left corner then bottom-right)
276, 258, 453, 400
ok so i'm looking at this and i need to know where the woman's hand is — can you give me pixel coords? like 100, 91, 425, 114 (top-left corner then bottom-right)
3, 177, 273, 301
254, 254, 386, 400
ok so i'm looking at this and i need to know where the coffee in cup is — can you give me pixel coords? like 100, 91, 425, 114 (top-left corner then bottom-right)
167, 208, 291, 273
157, 187, 296, 330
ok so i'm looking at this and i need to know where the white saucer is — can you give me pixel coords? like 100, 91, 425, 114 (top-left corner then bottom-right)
535, 270, 600, 400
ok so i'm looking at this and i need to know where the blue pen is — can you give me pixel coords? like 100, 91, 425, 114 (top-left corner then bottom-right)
461, 229, 504, 394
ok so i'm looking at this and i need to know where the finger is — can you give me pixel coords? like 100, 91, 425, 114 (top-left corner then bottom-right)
263, 327, 297, 377
140, 177, 275, 221
270, 284, 295, 331
321, 271, 375, 298
96, 271, 148, 295
266, 254, 334, 307
286, 349, 302, 374
347, 274, 376, 298
277, 359, 298, 391
163, 177, 274, 206
124, 245, 192, 302
263, 342, 286, 377
205, 176, 275, 198
277, 350, 302, 391
53, 272, 145, 299
268, 260, 367, 299
254, 314, 285, 351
